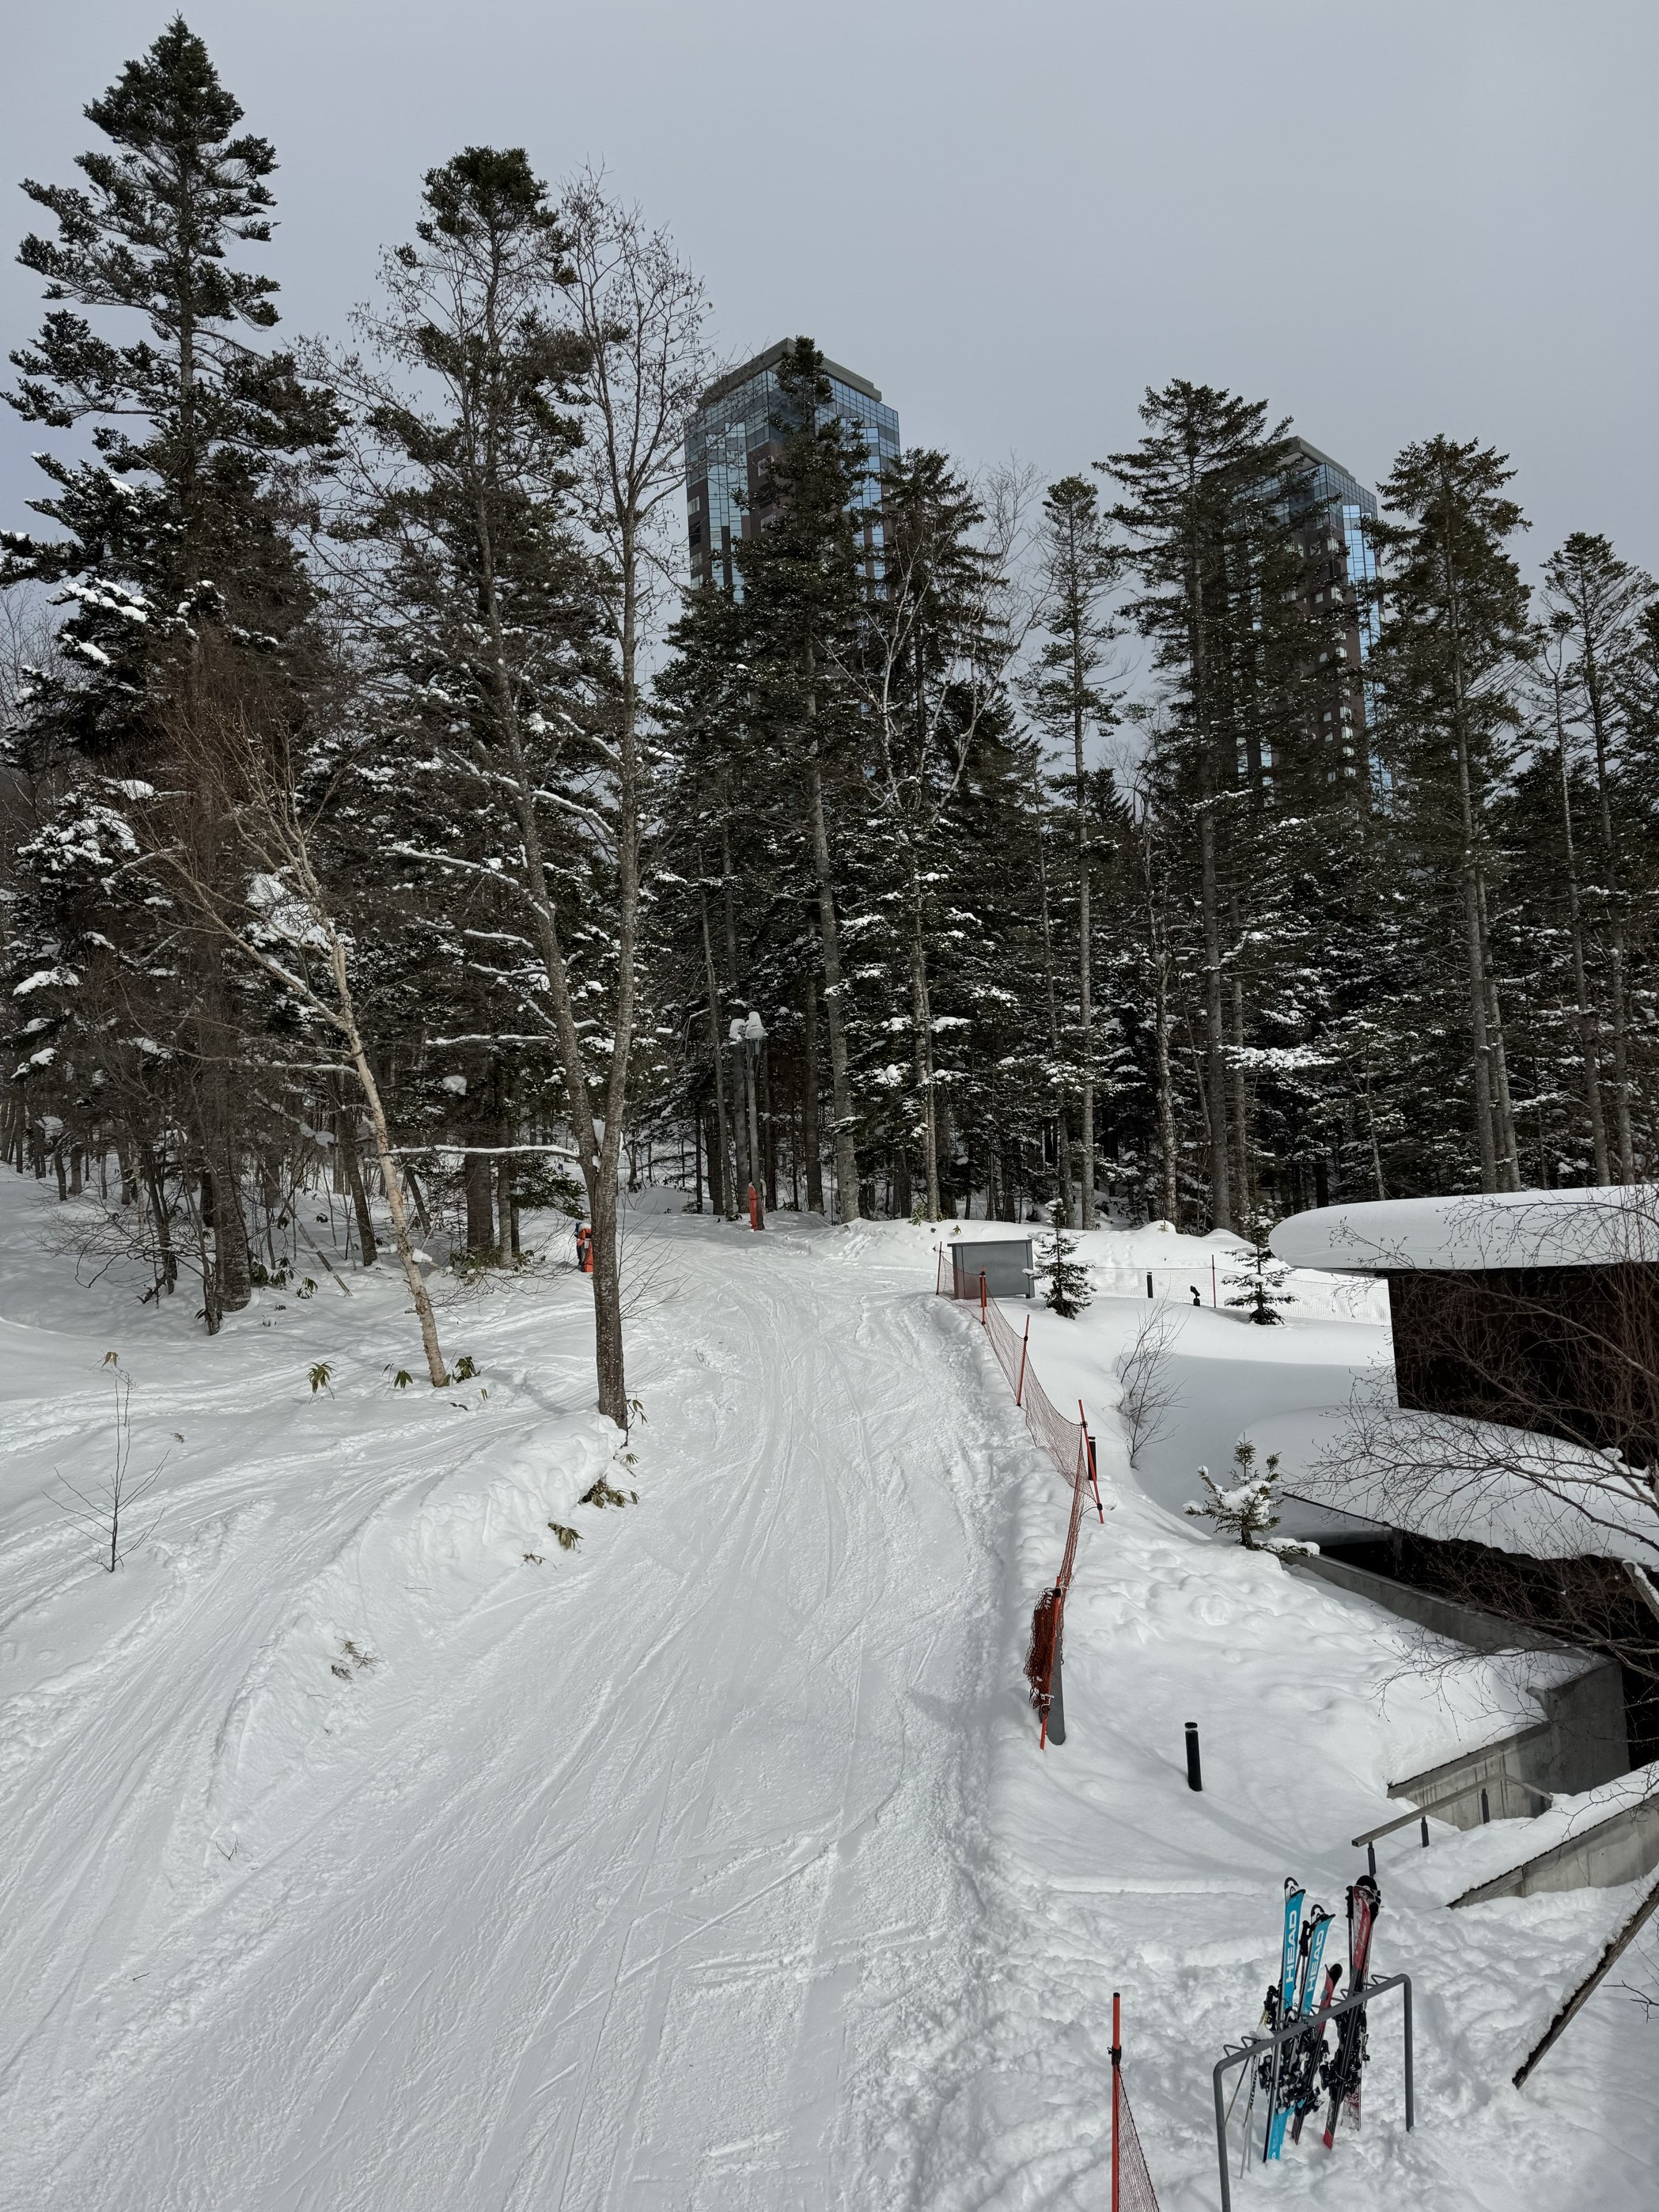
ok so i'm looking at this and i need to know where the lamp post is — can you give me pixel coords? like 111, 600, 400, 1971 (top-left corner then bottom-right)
729, 1009, 766, 1229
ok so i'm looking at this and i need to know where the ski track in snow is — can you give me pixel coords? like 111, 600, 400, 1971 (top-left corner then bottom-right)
2, 1187, 1656, 2208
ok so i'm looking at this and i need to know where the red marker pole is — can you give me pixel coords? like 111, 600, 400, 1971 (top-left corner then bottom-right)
1016, 1318, 1029, 1405
1081, 1401, 1103, 1519
1111, 1990, 1123, 2212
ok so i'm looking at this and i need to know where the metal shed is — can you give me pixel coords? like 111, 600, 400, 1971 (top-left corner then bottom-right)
950, 1238, 1036, 1301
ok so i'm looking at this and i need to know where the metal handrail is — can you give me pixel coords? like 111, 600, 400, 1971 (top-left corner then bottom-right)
1351, 1774, 1551, 1847
1210, 1971, 1412, 2212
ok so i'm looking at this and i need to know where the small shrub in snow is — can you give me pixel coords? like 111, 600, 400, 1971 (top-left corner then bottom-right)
391, 1369, 413, 1390
330, 1638, 375, 1680
308, 1361, 334, 1395
547, 1522, 580, 1551
1115, 1304, 1183, 1465
1185, 1437, 1312, 1555
52, 1351, 164, 1573
1036, 1201, 1092, 1317
581, 1476, 633, 1509
453, 1354, 479, 1381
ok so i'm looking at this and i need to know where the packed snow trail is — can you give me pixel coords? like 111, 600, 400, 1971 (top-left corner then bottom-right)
0, 1194, 1013, 2210
9, 1189, 1659, 2210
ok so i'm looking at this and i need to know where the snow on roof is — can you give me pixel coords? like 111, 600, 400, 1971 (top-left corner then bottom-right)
1268, 1185, 1659, 1274
1248, 1403, 1658, 1567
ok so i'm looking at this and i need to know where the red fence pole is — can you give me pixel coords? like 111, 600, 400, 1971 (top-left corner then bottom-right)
1080, 1400, 1104, 1520
1112, 1990, 1123, 2212
1016, 1318, 1028, 1405
979, 1269, 987, 1324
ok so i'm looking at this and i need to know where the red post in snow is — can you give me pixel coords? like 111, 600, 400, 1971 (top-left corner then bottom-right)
979, 1269, 987, 1322
1111, 1990, 1123, 2212
748, 1182, 763, 1232
1080, 1400, 1104, 1519
1016, 1317, 1029, 1404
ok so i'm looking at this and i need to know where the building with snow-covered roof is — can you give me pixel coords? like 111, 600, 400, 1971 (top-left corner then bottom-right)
1271, 1186, 1659, 1466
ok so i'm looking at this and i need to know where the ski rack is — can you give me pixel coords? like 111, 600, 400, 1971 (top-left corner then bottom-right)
1209, 1972, 1414, 2212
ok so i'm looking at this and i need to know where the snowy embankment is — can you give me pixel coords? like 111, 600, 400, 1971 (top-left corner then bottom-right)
874, 1217, 1657, 2210
1, 1188, 1654, 2209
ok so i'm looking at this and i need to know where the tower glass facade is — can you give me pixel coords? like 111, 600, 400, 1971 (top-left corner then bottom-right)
1286, 437, 1381, 788
684, 342, 900, 593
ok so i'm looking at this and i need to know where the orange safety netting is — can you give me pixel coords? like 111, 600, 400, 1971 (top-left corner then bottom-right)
1114, 2068, 1162, 2212
939, 1255, 1103, 1742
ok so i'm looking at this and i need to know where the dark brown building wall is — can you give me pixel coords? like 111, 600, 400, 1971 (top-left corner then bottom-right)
1388, 1262, 1659, 1465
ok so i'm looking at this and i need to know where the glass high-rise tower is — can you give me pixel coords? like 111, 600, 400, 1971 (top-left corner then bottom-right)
684, 342, 900, 593
1286, 437, 1381, 786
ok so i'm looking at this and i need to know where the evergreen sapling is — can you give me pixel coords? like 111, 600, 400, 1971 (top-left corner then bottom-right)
1185, 1437, 1312, 1554
1038, 1199, 1092, 1317
1225, 1233, 1294, 1325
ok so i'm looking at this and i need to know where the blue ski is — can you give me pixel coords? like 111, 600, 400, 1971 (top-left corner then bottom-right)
1267, 1907, 1332, 2158
1260, 1881, 1305, 2165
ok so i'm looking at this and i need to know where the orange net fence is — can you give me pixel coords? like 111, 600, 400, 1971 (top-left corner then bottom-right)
939, 1254, 1103, 1744
1112, 1994, 1163, 2210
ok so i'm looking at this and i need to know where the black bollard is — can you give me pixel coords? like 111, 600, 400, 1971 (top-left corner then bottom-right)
1185, 1721, 1203, 1791
1480, 1787, 1490, 1825
1048, 1657, 1066, 1747
1367, 1842, 1377, 1881
1421, 1816, 1430, 1848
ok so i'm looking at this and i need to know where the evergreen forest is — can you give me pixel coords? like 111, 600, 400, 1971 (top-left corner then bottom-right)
6, 21, 1659, 1418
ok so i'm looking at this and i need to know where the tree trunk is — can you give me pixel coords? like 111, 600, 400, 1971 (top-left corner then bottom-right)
1227, 892, 1252, 1225
140, 1142, 177, 1293
759, 1044, 778, 1211
1582, 628, 1634, 1178
699, 884, 735, 1218
802, 972, 824, 1214
1460, 867, 1498, 1190
1475, 875, 1521, 1189
1035, 782, 1074, 1225
719, 812, 751, 1203
1553, 683, 1611, 1183
1074, 674, 1096, 1229
310, 923, 449, 1384
807, 752, 859, 1222
1442, 526, 1512, 1191
497, 1152, 517, 1262
909, 884, 941, 1219
1198, 801, 1233, 1230
336, 1108, 378, 1266
464, 1150, 495, 1257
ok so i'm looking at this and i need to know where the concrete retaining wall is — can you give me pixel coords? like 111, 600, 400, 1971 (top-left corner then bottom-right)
1286, 1551, 1630, 1832
1451, 1789, 1659, 1904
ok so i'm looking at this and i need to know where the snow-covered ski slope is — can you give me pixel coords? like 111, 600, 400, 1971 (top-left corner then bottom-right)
2, 1183, 1655, 2209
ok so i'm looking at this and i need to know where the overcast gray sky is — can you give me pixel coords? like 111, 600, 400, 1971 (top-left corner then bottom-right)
3, 0, 1655, 579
